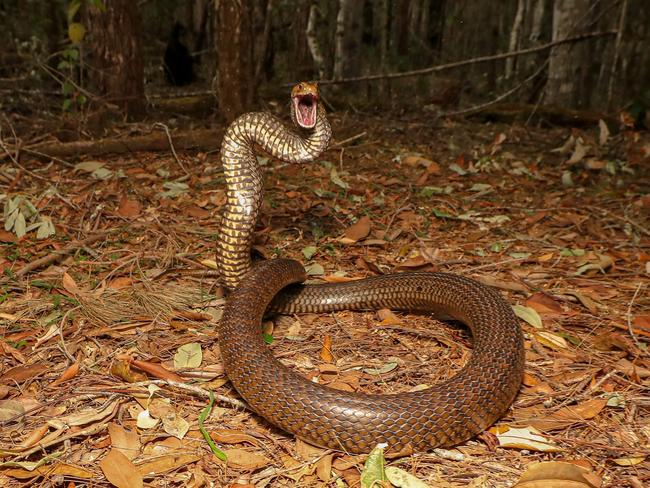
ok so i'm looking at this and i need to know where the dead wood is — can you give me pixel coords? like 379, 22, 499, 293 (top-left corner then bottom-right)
20, 128, 223, 160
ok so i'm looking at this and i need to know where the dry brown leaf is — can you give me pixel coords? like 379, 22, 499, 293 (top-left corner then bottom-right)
515, 398, 607, 432
50, 361, 80, 387
223, 448, 271, 470
210, 429, 259, 445
117, 196, 142, 218
49, 399, 119, 429
525, 292, 565, 315
319, 334, 334, 363
19, 424, 49, 448
514, 461, 600, 487
3, 463, 95, 480
108, 422, 141, 460
111, 360, 148, 383
0, 363, 48, 385
62, 272, 81, 295
100, 449, 143, 488
342, 216, 371, 243
317, 453, 334, 481
136, 453, 201, 476
183, 205, 210, 219
377, 308, 402, 325
130, 358, 184, 382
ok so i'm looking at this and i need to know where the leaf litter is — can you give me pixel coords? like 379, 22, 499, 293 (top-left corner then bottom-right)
0, 112, 649, 487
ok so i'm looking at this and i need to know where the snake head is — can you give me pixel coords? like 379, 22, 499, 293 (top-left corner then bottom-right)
291, 82, 320, 130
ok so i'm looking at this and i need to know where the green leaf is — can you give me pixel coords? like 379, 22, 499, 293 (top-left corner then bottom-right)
469, 183, 492, 192
513, 305, 543, 329
174, 343, 202, 369
62, 99, 73, 111
420, 186, 445, 197
67, 0, 82, 21
198, 391, 227, 461
302, 246, 317, 260
360, 444, 387, 488
36, 217, 56, 239
385, 466, 431, 488
330, 167, 349, 190
509, 252, 531, 259
561, 171, 574, 187
448, 163, 467, 175
431, 208, 454, 219
68, 23, 86, 44
304, 263, 324, 276
262, 333, 274, 344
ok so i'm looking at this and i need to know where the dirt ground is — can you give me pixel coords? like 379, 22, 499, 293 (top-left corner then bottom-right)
1, 107, 649, 487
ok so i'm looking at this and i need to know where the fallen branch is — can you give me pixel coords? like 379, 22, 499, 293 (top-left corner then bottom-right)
8, 128, 223, 161
13, 231, 113, 278
307, 31, 617, 86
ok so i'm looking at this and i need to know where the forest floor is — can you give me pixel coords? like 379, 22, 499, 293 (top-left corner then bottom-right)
0, 106, 649, 487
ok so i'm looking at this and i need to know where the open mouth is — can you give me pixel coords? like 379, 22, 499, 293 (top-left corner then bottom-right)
292, 93, 318, 129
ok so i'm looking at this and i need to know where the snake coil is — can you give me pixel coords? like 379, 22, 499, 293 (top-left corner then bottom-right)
217, 82, 524, 453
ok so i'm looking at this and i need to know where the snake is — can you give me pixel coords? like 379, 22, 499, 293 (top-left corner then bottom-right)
216, 82, 524, 454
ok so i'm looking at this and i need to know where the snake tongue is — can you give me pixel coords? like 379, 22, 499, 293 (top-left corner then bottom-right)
294, 95, 317, 129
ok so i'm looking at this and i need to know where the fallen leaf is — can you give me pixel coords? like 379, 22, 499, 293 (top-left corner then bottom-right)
223, 448, 270, 470
0, 363, 49, 384
514, 460, 600, 487
360, 444, 387, 488
174, 343, 202, 369
342, 216, 371, 243
612, 455, 646, 466
210, 429, 259, 445
135, 453, 201, 476
513, 305, 543, 329
496, 426, 562, 452
0, 399, 25, 423
525, 292, 564, 315
108, 423, 141, 460
534, 331, 568, 350
386, 466, 431, 487
117, 196, 142, 218
99, 449, 143, 488
319, 335, 334, 363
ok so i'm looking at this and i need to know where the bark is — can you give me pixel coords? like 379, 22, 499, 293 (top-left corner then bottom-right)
254, 0, 274, 83
375, 0, 390, 98
26, 128, 223, 160
505, 0, 526, 79
333, 0, 364, 79
215, 0, 255, 122
288, 0, 314, 80
85, 0, 145, 117
545, 0, 591, 108
307, 3, 326, 79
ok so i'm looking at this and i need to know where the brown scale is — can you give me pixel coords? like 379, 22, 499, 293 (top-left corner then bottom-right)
216, 82, 524, 454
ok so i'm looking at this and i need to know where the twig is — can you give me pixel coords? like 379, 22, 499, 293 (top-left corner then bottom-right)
626, 282, 644, 349
12, 231, 113, 278
330, 131, 367, 148
292, 31, 617, 86
441, 59, 548, 117
153, 122, 190, 177
132, 379, 248, 410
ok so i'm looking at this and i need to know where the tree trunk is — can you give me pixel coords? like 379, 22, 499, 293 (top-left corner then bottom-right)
289, 0, 314, 81
307, 3, 326, 79
85, 0, 145, 117
333, 0, 364, 79
215, 0, 255, 122
505, 0, 526, 79
375, 0, 390, 99
545, 0, 591, 108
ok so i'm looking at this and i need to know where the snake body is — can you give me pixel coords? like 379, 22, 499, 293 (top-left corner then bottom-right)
217, 83, 524, 453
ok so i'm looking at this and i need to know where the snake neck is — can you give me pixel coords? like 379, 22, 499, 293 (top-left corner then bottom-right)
217, 106, 331, 290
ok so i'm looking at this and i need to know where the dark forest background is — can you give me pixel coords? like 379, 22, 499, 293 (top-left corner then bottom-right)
0, 0, 648, 129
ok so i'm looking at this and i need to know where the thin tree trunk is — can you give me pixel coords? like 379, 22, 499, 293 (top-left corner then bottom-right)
333, 0, 364, 79
545, 0, 590, 108
307, 3, 326, 79
505, 0, 526, 79
254, 0, 274, 83
376, 0, 390, 99
215, 0, 254, 122
85, 0, 145, 117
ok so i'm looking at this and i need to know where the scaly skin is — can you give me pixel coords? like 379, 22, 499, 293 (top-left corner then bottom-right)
217, 83, 523, 453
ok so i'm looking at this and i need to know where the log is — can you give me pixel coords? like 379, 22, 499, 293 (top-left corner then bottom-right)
23, 128, 223, 160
